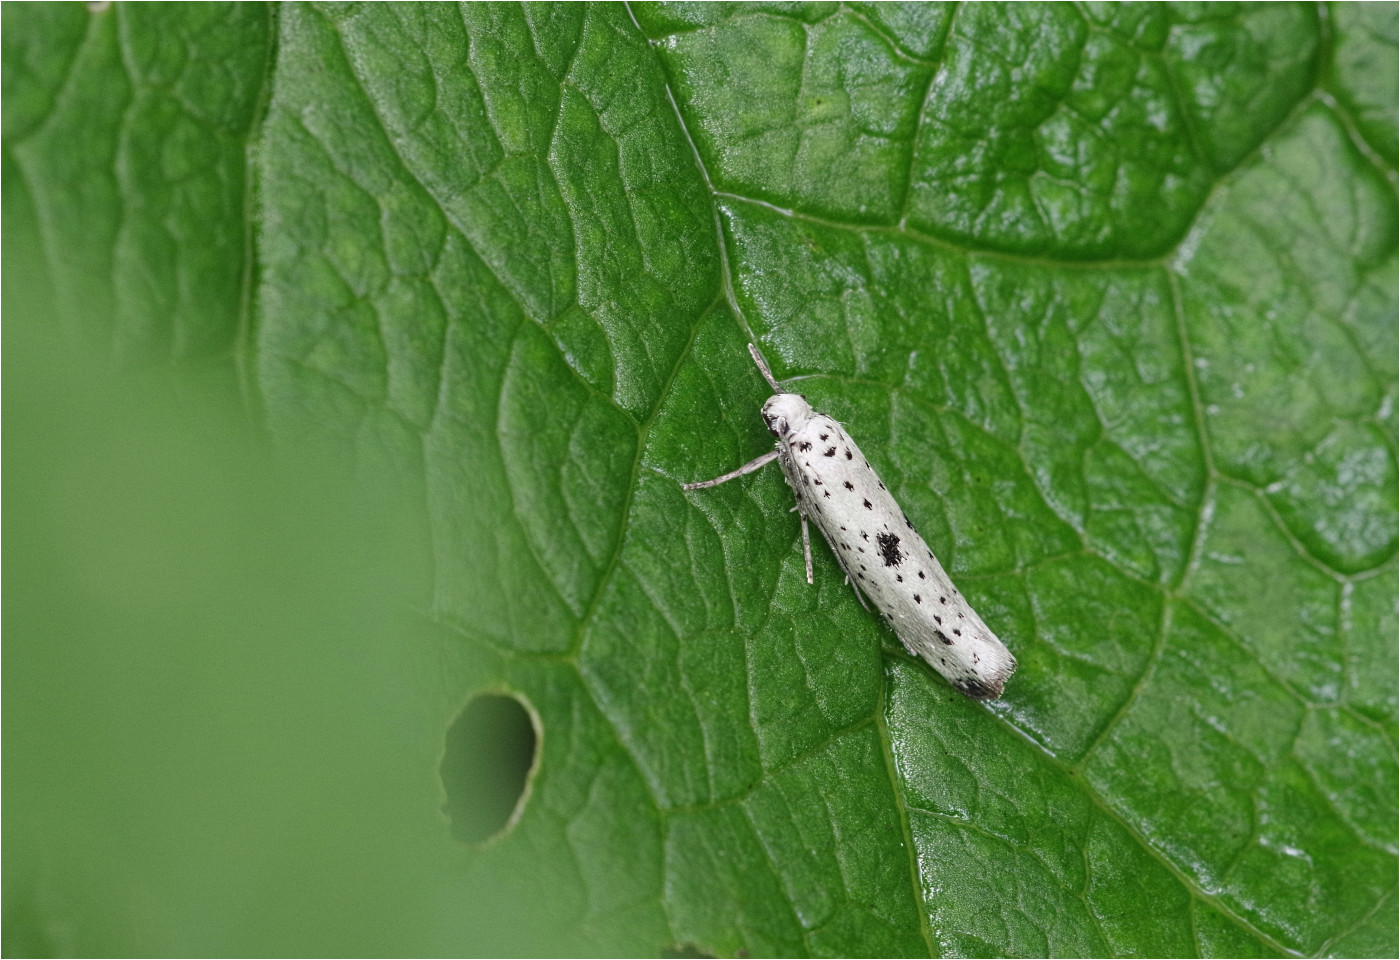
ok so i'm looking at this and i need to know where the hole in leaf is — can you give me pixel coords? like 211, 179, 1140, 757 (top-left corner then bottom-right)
439, 692, 539, 844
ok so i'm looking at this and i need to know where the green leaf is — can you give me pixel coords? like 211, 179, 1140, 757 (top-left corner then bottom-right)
2, 2, 270, 362
5, 2, 1396, 956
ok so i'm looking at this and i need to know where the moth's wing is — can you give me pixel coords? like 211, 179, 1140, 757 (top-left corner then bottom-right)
802, 495, 873, 611
779, 418, 874, 610
782, 412, 1017, 699
896, 611, 1016, 699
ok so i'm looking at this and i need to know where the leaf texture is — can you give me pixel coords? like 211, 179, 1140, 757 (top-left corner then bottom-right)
4, 3, 1395, 956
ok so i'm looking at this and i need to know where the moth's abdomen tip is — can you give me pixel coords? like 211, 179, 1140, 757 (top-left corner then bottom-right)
953, 674, 1007, 700
951, 676, 998, 699
952, 649, 1016, 700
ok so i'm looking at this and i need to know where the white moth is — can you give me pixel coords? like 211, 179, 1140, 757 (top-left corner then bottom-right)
682, 345, 1017, 700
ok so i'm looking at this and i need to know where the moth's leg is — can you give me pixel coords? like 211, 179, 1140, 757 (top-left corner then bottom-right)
801, 514, 813, 585
850, 580, 871, 611
681, 449, 779, 490
806, 513, 871, 611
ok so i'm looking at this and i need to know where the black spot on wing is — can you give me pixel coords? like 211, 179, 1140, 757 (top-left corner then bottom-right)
913, 594, 921, 603
824, 447, 836, 457
845, 450, 853, 460
935, 630, 953, 645
952, 676, 999, 700
863, 499, 872, 510
843, 481, 854, 490
875, 532, 902, 567
917, 571, 925, 579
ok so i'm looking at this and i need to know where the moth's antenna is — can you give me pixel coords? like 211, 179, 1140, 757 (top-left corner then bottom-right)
748, 343, 782, 393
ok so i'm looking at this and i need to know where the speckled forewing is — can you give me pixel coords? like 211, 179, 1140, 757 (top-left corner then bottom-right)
779, 413, 1016, 699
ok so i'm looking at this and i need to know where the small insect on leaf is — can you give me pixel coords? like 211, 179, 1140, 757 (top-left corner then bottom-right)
681, 344, 1016, 699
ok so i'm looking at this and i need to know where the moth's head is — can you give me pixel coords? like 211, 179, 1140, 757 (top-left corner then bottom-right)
761, 393, 814, 439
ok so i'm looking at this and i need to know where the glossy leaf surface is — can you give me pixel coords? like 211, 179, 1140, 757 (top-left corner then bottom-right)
4, 3, 1395, 956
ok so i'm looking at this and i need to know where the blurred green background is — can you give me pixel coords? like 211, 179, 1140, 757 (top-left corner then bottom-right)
5, 3, 1397, 957
3, 4, 584, 955
3, 89, 572, 960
